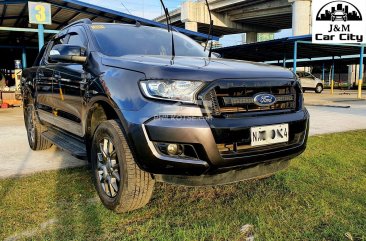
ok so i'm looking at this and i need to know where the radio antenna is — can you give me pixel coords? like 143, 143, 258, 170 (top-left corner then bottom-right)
203, 0, 213, 58
159, 0, 176, 60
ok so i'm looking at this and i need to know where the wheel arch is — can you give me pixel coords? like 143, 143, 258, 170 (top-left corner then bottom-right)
21, 68, 37, 106
22, 85, 35, 107
86, 99, 122, 141
85, 97, 134, 162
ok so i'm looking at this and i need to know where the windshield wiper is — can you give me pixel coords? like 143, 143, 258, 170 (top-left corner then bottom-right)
203, 0, 214, 58
159, 0, 176, 60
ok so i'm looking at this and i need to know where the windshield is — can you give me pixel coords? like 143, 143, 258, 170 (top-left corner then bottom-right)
91, 24, 207, 57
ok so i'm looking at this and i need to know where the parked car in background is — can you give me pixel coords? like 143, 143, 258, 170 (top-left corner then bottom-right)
22, 19, 309, 213
297, 71, 323, 93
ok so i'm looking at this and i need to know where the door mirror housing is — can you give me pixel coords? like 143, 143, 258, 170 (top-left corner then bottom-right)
49, 44, 87, 64
212, 52, 222, 58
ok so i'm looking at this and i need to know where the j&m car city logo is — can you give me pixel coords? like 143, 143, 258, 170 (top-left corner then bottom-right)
312, 0, 366, 43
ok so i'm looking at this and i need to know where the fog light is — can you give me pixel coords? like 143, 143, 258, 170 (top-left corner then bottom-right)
167, 144, 183, 156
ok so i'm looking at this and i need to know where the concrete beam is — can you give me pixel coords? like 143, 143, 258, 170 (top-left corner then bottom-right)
229, 6, 291, 21
153, 0, 289, 35
154, 9, 182, 24
228, 0, 291, 20
209, 0, 249, 11
246, 32, 258, 43
180, 1, 275, 32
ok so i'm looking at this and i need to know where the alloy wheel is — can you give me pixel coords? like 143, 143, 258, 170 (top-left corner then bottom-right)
27, 107, 35, 144
97, 138, 121, 198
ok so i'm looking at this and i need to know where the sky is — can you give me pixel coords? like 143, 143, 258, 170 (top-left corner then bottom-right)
81, 0, 292, 47
81, 0, 181, 19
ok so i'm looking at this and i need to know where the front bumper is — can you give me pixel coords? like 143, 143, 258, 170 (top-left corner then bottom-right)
128, 108, 309, 177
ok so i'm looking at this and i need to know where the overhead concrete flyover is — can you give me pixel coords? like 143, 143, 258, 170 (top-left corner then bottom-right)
154, 0, 312, 42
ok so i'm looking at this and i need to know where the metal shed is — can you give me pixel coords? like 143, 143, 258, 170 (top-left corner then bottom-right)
0, 0, 217, 68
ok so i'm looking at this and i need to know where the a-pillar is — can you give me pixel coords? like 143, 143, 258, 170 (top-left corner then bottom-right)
185, 22, 198, 32
288, 0, 312, 36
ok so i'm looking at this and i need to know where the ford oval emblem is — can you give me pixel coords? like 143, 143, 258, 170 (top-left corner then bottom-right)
253, 93, 277, 106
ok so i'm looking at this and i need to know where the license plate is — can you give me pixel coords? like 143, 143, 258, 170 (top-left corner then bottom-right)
251, 124, 289, 147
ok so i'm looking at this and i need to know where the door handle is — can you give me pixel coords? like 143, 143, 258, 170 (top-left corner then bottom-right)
54, 71, 61, 79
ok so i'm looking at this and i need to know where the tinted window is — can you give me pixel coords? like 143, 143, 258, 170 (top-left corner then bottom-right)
91, 24, 207, 57
68, 33, 85, 47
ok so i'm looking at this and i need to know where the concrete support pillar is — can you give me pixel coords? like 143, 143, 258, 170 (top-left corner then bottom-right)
289, 0, 311, 36
246, 32, 258, 44
185, 22, 198, 32
348, 65, 357, 86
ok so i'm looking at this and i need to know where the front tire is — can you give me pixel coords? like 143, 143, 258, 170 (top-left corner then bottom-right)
24, 104, 52, 150
315, 84, 323, 93
91, 120, 155, 213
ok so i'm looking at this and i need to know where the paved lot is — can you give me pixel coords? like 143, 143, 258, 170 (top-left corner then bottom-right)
0, 108, 87, 179
0, 89, 365, 178
304, 89, 366, 135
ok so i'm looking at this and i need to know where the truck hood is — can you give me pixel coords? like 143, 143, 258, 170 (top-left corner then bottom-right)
101, 55, 295, 81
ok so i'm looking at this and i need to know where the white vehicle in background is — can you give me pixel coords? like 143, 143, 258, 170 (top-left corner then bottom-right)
296, 71, 324, 93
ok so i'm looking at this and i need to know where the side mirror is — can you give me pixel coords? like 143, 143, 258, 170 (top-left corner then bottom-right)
49, 44, 87, 64
212, 52, 222, 58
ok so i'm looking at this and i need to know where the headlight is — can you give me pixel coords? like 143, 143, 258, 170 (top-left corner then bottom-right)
140, 80, 204, 103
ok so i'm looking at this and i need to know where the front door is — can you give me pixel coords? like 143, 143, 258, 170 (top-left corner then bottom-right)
52, 64, 84, 136
301, 73, 316, 88
52, 28, 88, 137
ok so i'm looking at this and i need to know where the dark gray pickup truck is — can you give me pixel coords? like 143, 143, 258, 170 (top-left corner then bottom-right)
22, 19, 309, 213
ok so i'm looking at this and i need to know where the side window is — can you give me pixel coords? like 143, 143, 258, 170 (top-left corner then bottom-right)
304, 73, 312, 78
68, 33, 86, 48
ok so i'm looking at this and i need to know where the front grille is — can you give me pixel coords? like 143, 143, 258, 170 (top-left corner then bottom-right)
201, 83, 298, 116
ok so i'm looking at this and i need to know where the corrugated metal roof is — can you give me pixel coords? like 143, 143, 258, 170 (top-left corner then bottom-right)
215, 35, 365, 67
0, 0, 218, 47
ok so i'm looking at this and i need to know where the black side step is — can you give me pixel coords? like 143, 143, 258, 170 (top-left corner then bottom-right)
42, 129, 88, 160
